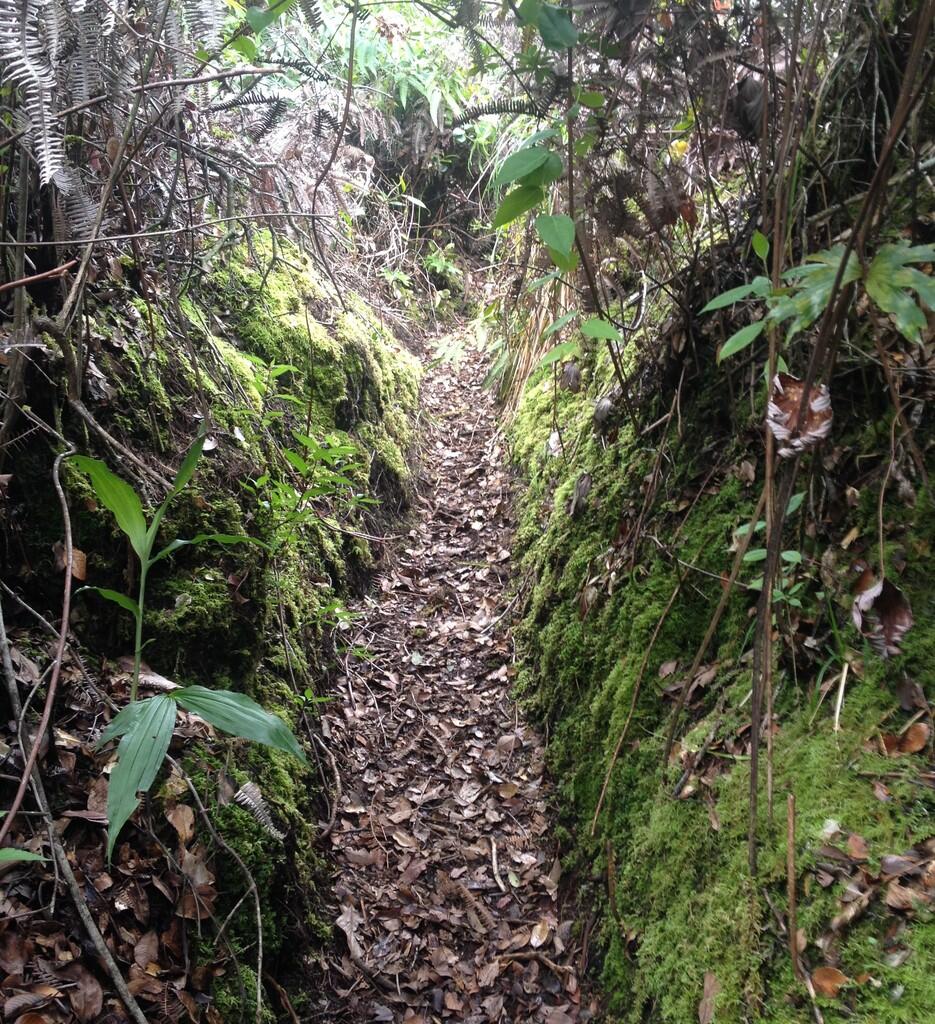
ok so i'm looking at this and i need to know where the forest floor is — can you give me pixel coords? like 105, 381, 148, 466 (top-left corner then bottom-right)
314, 345, 593, 1023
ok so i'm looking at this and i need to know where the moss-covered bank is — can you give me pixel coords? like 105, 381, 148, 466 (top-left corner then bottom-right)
509, 321, 934, 1022
5, 233, 419, 1017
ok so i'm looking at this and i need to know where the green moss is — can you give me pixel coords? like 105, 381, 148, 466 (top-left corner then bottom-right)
508, 307, 935, 1022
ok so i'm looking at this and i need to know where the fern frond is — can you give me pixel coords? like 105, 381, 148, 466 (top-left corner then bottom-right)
180, 0, 224, 49
297, 0, 321, 30
0, 0, 66, 184
450, 97, 539, 129
53, 165, 96, 241
234, 782, 286, 842
248, 97, 288, 140
313, 108, 341, 138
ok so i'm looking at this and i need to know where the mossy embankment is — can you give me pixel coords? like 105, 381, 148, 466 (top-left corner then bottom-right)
6, 233, 419, 1017
508, 317, 934, 1022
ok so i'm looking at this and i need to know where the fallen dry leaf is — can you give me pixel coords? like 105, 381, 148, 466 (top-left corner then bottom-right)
811, 966, 849, 997
899, 722, 930, 754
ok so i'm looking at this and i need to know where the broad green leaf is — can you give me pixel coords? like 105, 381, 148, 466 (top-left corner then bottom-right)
525, 270, 559, 293
535, 214, 575, 255
72, 457, 148, 560
518, 0, 542, 24
495, 147, 550, 187
173, 685, 306, 762
701, 278, 767, 313
580, 317, 621, 342
537, 4, 577, 48
752, 230, 770, 262
245, 3, 290, 34
577, 90, 604, 109
79, 587, 140, 620
542, 310, 578, 338
0, 847, 46, 863
865, 244, 934, 342
98, 699, 146, 746
536, 341, 580, 371
151, 533, 265, 565
786, 492, 805, 515
229, 36, 258, 60
717, 320, 765, 362
520, 129, 560, 149
520, 151, 563, 187
548, 246, 579, 272
106, 696, 176, 858
493, 186, 544, 228
781, 550, 803, 564
743, 548, 768, 563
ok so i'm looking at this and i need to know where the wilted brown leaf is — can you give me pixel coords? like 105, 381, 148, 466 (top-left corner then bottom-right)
61, 963, 103, 1022
811, 966, 849, 997
899, 722, 930, 754
846, 833, 869, 860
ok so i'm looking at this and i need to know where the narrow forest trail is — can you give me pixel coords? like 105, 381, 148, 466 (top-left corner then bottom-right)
316, 346, 588, 1023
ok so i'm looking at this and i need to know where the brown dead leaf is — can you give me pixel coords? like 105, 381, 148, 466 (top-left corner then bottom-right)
133, 931, 159, 971
885, 880, 927, 911
811, 966, 849, 997
846, 833, 869, 860
61, 963, 103, 1022
899, 722, 930, 754
52, 542, 86, 580
530, 921, 551, 948
698, 971, 721, 1024
166, 803, 195, 846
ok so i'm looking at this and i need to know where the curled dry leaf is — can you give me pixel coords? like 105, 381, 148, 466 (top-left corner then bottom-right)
898, 722, 930, 754
767, 373, 832, 458
811, 965, 849, 998
851, 568, 913, 658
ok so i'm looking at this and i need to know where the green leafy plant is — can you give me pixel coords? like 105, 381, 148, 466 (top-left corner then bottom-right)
702, 241, 935, 363
422, 241, 463, 287
0, 847, 46, 864
74, 435, 305, 857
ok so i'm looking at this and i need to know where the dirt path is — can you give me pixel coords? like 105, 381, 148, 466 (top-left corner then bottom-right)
316, 348, 585, 1023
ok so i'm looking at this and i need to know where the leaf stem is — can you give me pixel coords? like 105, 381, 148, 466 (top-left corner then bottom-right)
131, 564, 148, 702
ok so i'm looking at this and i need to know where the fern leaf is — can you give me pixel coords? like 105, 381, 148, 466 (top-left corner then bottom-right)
234, 782, 286, 842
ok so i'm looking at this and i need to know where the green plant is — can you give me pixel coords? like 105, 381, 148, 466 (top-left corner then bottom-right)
74, 435, 306, 857
702, 240, 935, 362
422, 241, 463, 287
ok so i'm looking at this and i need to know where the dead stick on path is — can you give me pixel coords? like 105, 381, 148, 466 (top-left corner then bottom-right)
787, 792, 801, 980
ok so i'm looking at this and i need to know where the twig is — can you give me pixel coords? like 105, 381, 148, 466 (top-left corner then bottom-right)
662, 489, 767, 765
0, 448, 75, 850
0, 259, 78, 295
490, 837, 507, 892
314, 733, 341, 841
786, 793, 801, 980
